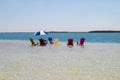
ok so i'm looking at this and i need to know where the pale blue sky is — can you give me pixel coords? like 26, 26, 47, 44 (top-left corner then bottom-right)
0, 0, 120, 32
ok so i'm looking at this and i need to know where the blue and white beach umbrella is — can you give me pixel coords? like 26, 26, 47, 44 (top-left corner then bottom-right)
34, 31, 48, 36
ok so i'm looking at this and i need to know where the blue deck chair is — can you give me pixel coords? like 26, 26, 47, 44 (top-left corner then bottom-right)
48, 37, 54, 44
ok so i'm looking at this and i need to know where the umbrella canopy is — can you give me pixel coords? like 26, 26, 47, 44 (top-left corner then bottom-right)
34, 31, 48, 36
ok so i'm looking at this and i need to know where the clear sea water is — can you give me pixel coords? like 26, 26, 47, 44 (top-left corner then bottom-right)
0, 32, 120, 43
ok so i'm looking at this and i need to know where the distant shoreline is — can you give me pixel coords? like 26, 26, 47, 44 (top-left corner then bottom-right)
48, 31, 86, 33
49, 30, 120, 33
48, 30, 120, 33
0, 30, 120, 33
88, 30, 120, 33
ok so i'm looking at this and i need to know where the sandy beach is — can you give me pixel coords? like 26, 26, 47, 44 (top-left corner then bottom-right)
0, 40, 120, 80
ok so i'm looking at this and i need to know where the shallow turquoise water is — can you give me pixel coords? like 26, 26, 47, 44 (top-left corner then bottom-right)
0, 32, 120, 43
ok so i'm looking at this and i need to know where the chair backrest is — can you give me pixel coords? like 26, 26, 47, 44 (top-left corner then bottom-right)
48, 37, 53, 44
80, 37, 85, 45
67, 38, 73, 46
29, 38, 35, 45
54, 38, 60, 47
39, 38, 47, 46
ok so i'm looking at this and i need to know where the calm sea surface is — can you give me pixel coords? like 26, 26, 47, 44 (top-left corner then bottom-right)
0, 32, 120, 43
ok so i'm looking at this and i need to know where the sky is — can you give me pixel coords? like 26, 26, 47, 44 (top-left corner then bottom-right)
0, 0, 120, 32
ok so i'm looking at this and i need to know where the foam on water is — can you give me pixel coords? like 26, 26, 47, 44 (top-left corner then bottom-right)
0, 40, 120, 80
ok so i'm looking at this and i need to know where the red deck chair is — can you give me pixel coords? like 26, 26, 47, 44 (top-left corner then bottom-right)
67, 38, 74, 47
80, 37, 85, 45
39, 38, 47, 46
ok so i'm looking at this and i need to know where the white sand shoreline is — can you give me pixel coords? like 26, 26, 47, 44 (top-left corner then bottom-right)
0, 39, 120, 44
0, 40, 120, 80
